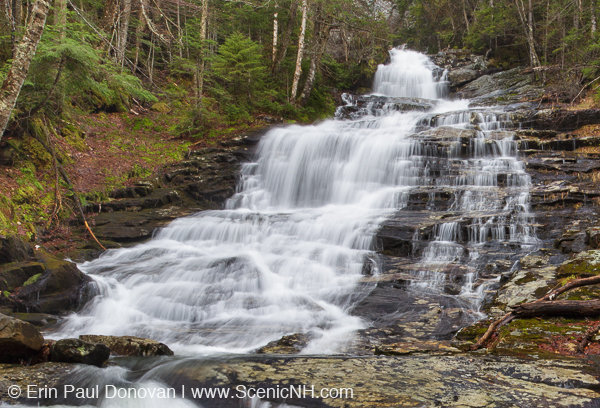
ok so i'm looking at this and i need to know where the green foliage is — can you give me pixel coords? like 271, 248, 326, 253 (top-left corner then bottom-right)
212, 33, 269, 115
23, 273, 42, 287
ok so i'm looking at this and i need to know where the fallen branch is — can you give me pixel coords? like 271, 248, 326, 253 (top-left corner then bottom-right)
470, 274, 600, 351
578, 320, 600, 354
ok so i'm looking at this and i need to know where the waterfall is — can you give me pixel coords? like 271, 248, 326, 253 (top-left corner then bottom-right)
55, 48, 536, 354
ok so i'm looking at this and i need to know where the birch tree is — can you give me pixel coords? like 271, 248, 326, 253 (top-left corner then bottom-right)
290, 0, 307, 102
0, 0, 49, 142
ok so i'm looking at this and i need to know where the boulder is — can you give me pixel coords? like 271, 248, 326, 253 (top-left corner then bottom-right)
0, 261, 45, 292
50, 338, 110, 367
10, 251, 93, 314
78, 335, 174, 357
447, 68, 480, 88
0, 313, 44, 363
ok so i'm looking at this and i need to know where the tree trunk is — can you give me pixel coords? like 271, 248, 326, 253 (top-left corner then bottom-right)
3, 0, 16, 52
512, 300, 600, 317
272, 0, 298, 73
117, 0, 132, 66
196, 0, 208, 106
299, 6, 331, 106
290, 0, 307, 102
53, 0, 66, 39
592, 0, 597, 35
272, 11, 278, 63
12, 0, 21, 30
574, 0, 581, 29
0, 0, 49, 142
515, 0, 543, 80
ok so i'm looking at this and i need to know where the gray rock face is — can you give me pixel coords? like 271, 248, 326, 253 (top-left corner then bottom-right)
447, 68, 479, 88
78, 335, 173, 357
50, 338, 110, 367
453, 67, 543, 106
0, 313, 44, 363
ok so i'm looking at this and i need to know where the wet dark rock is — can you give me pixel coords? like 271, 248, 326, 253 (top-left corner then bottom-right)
0, 261, 45, 292
78, 335, 173, 357
0, 235, 32, 264
256, 333, 313, 354
50, 338, 110, 367
586, 227, 600, 249
9, 251, 92, 314
0, 313, 44, 363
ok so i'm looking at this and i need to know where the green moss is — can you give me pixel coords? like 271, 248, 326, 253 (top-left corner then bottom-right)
22, 273, 42, 286
514, 272, 537, 285
21, 136, 52, 169
60, 124, 87, 152
151, 102, 171, 113
2, 291, 9, 298
12, 185, 41, 205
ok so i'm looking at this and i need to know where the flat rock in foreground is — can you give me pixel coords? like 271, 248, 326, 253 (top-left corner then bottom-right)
79, 334, 174, 357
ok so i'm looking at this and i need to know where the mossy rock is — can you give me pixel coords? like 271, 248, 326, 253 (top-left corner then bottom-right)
151, 102, 171, 113
557, 250, 600, 279
493, 318, 592, 357
21, 136, 52, 168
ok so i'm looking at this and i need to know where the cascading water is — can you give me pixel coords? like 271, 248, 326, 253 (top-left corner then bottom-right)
55, 48, 536, 358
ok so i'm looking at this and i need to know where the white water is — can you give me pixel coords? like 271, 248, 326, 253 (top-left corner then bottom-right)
55, 48, 535, 356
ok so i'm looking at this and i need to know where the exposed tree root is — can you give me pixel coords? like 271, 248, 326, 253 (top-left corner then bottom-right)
469, 275, 600, 351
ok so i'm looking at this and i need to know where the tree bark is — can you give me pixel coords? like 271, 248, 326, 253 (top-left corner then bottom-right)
0, 0, 49, 142
272, 11, 278, 63
574, 0, 582, 30
12, 0, 21, 30
196, 0, 208, 107
592, 0, 597, 35
290, 0, 307, 102
299, 5, 331, 106
273, 0, 298, 73
515, 0, 543, 80
117, 0, 132, 66
512, 300, 600, 317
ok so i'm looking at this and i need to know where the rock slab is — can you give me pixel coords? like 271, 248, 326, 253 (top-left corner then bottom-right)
79, 334, 174, 357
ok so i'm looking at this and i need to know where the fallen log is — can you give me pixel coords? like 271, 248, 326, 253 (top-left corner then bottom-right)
511, 300, 600, 318
469, 274, 600, 351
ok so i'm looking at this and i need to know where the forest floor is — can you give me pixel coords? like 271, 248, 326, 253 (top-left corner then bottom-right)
0, 105, 271, 238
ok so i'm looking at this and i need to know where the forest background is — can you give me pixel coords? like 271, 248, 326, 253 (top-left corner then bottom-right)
0, 0, 598, 238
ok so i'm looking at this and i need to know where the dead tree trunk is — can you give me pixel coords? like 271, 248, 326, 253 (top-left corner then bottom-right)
0, 0, 49, 143
290, 0, 307, 102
